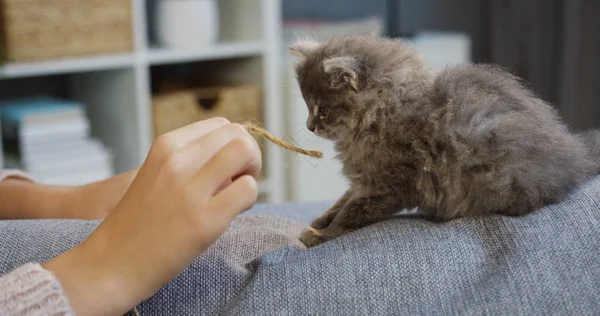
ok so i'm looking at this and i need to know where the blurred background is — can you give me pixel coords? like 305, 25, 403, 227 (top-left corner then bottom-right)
0, 0, 598, 203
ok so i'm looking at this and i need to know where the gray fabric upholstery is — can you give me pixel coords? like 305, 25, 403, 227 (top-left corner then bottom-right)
1, 178, 600, 315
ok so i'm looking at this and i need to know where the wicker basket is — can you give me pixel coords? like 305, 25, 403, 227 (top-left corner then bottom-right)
152, 83, 265, 178
152, 84, 263, 136
0, 0, 133, 62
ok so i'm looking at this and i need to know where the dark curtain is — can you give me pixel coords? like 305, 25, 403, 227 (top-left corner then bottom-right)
489, 0, 600, 131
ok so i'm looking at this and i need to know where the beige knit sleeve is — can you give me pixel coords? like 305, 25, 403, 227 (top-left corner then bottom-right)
0, 263, 74, 315
0, 169, 36, 183
0, 171, 75, 315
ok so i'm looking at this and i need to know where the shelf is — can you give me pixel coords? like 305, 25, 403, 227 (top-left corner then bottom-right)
0, 53, 136, 80
0, 41, 264, 79
147, 42, 264, 65
0, 0, 286, 203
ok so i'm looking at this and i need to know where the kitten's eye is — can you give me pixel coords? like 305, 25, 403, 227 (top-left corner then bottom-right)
319, 106, 331, 118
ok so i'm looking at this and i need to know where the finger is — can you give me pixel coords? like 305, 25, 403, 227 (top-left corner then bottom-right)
214, 177, 232, 196
196, 136, 262, 196
157, 117, 231, 151
177, 123, 261, 175
208, 175, 258, 221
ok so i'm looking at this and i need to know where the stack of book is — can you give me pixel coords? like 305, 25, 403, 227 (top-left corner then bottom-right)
0, 97, 113, 186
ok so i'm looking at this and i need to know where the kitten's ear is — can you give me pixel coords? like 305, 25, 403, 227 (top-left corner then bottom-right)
288, 38, 321, 59
323, 56, 360, 90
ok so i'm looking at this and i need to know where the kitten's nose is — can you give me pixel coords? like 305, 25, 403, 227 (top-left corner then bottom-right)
307, 120, 316, 132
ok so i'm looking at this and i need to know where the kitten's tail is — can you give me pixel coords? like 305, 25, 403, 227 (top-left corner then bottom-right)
579, 129, 600, 173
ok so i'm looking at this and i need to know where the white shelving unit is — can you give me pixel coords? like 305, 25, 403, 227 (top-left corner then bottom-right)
0, 0, 286, 203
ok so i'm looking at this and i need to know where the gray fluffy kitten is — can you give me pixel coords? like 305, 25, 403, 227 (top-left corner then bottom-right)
289, 35, 600, 248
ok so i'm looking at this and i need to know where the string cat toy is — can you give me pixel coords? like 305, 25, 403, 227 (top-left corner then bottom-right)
243, 121, 322, 158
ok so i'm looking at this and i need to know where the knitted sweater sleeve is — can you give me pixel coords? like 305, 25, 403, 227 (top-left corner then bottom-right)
0, 263, 74, 315
0, 169, 76, 315
0, 169, 37, 183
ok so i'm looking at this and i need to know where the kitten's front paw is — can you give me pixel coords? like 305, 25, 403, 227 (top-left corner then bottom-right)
300, 227, 327, 248
310, 215, 333, 230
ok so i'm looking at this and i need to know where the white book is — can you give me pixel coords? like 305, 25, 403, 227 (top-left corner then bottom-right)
21, 139, 109, 164
19, 119, 90, 146
20, 139, 104, 160
24, 150, 112, 174
3, 152, 113, 185
21, 139, 112, 171
0, 97, 89, 147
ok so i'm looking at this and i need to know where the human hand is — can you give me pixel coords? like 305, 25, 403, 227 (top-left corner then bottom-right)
43, 117, 261, 316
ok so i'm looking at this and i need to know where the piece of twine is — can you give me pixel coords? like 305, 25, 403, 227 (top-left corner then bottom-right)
243, 121, 323, 158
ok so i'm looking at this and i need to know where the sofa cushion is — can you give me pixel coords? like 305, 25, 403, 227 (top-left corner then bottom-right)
1, 178, 600, 315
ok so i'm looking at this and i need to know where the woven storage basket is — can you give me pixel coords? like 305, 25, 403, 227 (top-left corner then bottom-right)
0, 0, 133, 62
152, 84, 263, 137
152, 83, 265, 178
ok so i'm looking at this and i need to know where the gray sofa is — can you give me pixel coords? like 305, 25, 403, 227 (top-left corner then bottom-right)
2, 176, 600, 315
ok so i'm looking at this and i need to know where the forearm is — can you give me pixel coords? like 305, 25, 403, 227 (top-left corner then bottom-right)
0, 179, 72, 220
0, 168, 139, 220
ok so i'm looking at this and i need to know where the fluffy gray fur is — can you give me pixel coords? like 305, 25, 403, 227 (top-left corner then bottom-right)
290, 35, 600, 247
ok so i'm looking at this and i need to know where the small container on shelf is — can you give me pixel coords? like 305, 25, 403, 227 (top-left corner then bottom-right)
152, 82, 265, 178
0, 0, 134, 63
155, 0, 219, 49
152, 83, 262, 136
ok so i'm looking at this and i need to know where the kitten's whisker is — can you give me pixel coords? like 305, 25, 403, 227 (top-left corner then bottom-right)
294, 127, 307, 135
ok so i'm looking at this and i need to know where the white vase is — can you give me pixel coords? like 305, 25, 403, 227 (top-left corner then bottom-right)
156, 0, 218, 49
